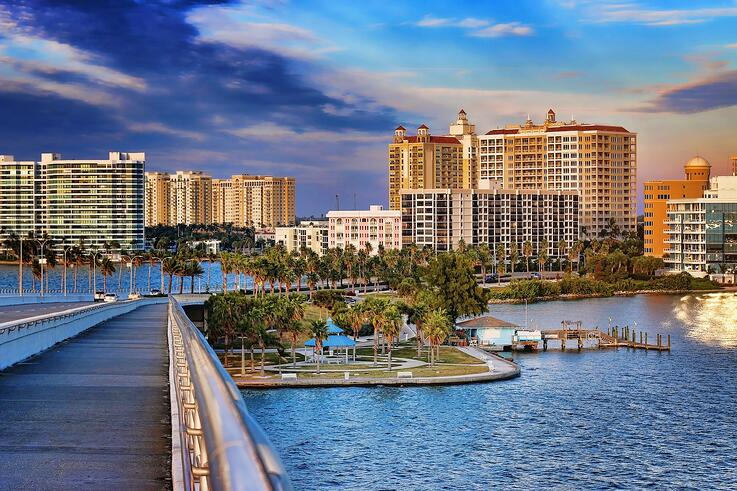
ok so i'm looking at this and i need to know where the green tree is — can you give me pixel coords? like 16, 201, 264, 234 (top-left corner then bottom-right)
309, 319, 328, 374
495, 243, 506, 284
523, 240, 533, 276
422, 252, 487, 322
423, 309, 453, 366
382, 304, 402, 370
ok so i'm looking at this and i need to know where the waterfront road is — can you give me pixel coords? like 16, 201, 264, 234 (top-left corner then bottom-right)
0, 302, 94, 323
0, 303, 171, 490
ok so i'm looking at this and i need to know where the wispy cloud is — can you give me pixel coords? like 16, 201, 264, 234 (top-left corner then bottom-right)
726, 43, 737, 49
592, 3, 737, 26
415, 15, 533, 37
631, 70, 737, 113
226, 122, 386, 143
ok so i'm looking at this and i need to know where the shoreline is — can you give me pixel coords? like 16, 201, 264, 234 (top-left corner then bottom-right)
487, 287, 735, 305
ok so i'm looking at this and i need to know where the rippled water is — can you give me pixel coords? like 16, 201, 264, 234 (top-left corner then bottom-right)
243, 293, 737, 490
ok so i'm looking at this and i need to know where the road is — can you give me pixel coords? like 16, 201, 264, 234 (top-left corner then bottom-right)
0, 302, 95, 323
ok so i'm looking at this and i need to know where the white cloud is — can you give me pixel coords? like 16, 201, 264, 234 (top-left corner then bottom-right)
226, 122, 387, 144
415, 15, 533, 37
472, 22, 534, 38
457, 18, 489, 28
126, 122, 205, 142
583, 2, 737, 26
726, 43, 737, 49
416, 16, 452, 27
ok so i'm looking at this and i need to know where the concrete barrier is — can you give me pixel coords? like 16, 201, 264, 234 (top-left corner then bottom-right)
0, 297, 167, 370
0, 293, 93, 306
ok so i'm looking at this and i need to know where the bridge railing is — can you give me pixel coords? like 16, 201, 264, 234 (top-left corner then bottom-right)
168, 297, 291, 491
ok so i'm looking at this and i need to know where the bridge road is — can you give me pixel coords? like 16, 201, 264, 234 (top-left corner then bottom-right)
0, 302, 95, 323
0, 303, 171, 490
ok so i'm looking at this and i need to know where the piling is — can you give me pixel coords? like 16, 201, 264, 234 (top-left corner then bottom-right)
645, 332, 648, 350
668, 335, 671, 350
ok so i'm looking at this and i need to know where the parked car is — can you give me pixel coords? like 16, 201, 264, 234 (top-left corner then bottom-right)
484, 274, 498, 283
94, 291, 105, 301
103, 293, 119, 303
149, 289, 161, 296
530, 272, 542, 279
128, 292, 142, 300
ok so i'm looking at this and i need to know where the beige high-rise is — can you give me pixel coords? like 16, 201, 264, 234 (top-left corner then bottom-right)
478, 109, 637, 237
212, 175, 295, 228
169, 171, 212, 225
144, 172, 170, 226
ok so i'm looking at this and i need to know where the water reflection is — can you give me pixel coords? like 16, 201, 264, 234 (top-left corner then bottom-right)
673, 293, 737, 348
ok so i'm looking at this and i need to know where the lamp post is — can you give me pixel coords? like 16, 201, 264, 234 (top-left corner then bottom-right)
62, 244, 71, 297
127, 261, 133, 296
18, 235, 23, 297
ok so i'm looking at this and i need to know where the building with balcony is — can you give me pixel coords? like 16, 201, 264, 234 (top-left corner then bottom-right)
326, 205, 401, 253
212, 174, 295, 229
400, 186, 579, 259
275, 220, 328, 255
643, 156, 711, 257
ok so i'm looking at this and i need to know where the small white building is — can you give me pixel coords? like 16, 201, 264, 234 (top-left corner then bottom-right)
326, 205, 401, 254
275, 220, 328, 255
189, 239, 221, 255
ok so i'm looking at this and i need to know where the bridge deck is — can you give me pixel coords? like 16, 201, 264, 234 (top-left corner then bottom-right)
0, 303, 171, 490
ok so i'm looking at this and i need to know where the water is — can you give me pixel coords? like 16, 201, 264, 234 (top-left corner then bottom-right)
243, 293, 737, 490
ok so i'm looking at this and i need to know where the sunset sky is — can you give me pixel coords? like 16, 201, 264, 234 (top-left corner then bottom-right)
1, 0, 736, 215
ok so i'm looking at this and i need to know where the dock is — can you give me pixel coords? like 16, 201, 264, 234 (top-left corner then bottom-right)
539, 321, 671, 352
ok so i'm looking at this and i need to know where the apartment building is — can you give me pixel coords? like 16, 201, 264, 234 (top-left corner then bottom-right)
0, 152, 145, 250
664, 176, 737, 275
643, 156, 711, 257
400, 187, 579, 258
275, 220, 328, 255
212, 175, 295, 228
326, 205, 402, 253
388, 121, 465, 210
477, 109, 636, 237
144, 172, 170, 226
168, 171, 212, 225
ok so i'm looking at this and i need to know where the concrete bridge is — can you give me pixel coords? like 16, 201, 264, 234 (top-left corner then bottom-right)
0, 296, 290, 491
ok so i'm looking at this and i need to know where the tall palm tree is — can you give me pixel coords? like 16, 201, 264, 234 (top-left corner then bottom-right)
187, 260, 204, 293
162, 257, 179, 294
495, 243, 506, 285
538, 239, 549, 274
407, 302, 428, 357
382, 304, 402, 370
423, 309, 452, 366
347, 303, 366, 361
523, 240, 533, 277
365, 297, 389, 366
100, 258, 115, 293
309, 319, 328, 375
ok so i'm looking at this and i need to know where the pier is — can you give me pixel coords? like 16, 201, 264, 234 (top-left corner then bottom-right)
540, 321, 671, 352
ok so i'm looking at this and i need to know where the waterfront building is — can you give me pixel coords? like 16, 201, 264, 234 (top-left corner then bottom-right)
144, 172, 170, 226
456, 315, 520, 348
168, 171, 212, 226
477, 109, 637, 237
189, 239, 221, 255
275, 220, 328, 255
0, 155, 37, 242
212, 175, 295, 228
643, 156, 711, 257
400, 186, 579, 257
388, 121, 465, 210
664, 175, 737, 275
326, 205, 402, 253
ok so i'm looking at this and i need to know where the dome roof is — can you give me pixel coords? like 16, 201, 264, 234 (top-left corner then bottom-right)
685, 156, 711, 168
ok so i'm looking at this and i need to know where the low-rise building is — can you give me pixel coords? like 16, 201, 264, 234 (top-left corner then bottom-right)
400, 187, 579, 260
275, 220, 328, 255
189, 239, 221, 255
326, 205, 402, 253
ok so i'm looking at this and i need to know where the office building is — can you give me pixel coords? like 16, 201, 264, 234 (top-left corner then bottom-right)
275, 220, 328, 255
326, 205, 402, 253
477, 109, 636, 237
643, 156, 711, 257
664, 175, 737, 275
212, 175, 295, 228
400, 187, 579, 257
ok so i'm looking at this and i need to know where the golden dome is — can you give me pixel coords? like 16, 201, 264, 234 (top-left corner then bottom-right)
685, 156, 711, 168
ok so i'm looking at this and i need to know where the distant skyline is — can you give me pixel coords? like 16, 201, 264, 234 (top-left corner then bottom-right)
1, 0, 736, 215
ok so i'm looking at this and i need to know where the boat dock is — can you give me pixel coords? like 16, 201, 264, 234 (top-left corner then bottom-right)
539, 321, 671, 352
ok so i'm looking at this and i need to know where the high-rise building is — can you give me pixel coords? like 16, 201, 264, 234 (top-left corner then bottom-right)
400, 187, 579, 257
168, 171, 212, 226
0, 155, 37, 240
326, 205, 402, 253
448, 109, 479, 189
664, 175, 737, 275
477, 109, 637, 237
643, 156, 711, 257
0, 152, 145, 250
212, 175, 295, 228
275, 220, 328, 255
144, 172, 170, 226
388, 122, 465, 210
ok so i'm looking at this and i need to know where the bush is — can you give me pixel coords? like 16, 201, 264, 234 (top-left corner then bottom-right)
559, 275, 614, 296
487, 279, 560, 301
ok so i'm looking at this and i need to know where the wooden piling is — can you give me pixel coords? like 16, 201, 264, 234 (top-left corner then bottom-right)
645, 332, 648, 350
668, 335, 671, 350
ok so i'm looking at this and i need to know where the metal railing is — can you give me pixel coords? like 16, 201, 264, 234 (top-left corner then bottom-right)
168, 297, 291, 491
0, 301, 117, 336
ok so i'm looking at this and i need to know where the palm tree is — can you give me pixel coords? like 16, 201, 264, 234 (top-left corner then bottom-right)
557, 239, 568, 272
162, 257, 179, 294
365, 297, 389, 366
476, 243, 492, 285
538, 239, 549, 274
347, 303, 366, 360
423, 309, 452, 366
509, 242, 519, 275
309, 319, 328, 374
187, 260, 204, 293
495, 243, 506, 284
100, 258, 115, 293
407, 302, 428, 357
382, 304, 402, 370
523, 240, 533, 277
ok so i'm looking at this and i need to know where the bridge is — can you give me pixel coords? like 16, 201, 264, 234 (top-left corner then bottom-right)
0, 295, 291, 491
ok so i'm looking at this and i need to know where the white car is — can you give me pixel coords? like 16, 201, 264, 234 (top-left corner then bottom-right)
103, 293, 119, 303
94, 291, 105, 301
128, 292, 142, 300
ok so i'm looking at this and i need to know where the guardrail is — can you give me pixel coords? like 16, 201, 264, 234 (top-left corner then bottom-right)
0, 298, 165, 370
168, 297, 291, 491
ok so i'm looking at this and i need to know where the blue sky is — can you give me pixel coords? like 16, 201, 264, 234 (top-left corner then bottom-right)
1, 0, 737, 215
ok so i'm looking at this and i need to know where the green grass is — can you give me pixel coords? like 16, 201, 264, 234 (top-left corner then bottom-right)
292, 364, 489, 379
355, 345, 483, 365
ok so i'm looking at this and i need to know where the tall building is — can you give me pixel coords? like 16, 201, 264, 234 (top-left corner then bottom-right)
643, 156, 711, 257
477, 109, 637, 237
144, 172, 170, 226
0, 152, 145, 250
212, 175, 295, 228
400, 187, 579, 256
326, 205, 402, 253
448, 109, 479, 189
275, 220, 328, 255
388, 122, 464, 210
168, 171, 212, 225
664, 175, 737, 275
0, 155, 37, 240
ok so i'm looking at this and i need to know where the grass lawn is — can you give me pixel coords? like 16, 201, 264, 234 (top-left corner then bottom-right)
293, 364, 489, 379
221, 351, 305, 367
355, 345, 483, 365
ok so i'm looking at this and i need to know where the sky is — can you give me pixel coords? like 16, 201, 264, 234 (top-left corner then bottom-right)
1, 0, 736, 216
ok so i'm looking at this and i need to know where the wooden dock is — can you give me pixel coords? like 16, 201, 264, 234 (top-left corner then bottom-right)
539, 321, 670, 352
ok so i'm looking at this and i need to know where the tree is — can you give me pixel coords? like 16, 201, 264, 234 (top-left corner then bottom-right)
523, 240, 533, 276
557, 239, 567, 272
406, 301, 428, 357
364, 296, 389, 366
346, 303, 366, 360
423, 309, 452, 366
309, 319, 328, 374
100, 258, 115, 293
382, 304, 402, 370
538, 239, 549, 273
162, 257, 179, 294
422, 252, 487, 322
476, 244, 492, 285
495, 243, 506, 284
509, 242, 519, 274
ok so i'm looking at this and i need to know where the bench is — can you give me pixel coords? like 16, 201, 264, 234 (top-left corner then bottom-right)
397, 371, 413, 379
281, 373, 297, 380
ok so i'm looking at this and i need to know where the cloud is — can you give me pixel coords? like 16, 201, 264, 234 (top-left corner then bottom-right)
726, 43, 737, 49
226, 122, 386, 144
631, 69, 737, 113
591, 3, 737, 26
471, 22, 534, 38
415, 15, 532, 37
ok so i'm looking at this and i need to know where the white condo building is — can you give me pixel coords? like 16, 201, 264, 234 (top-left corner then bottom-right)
275, 220, 329, 255
326, 205, 402, 253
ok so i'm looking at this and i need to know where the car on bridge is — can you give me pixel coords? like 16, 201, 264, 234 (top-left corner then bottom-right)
103, 293, 119, 303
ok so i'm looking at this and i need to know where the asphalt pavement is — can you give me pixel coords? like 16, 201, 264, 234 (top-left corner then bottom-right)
0, 302, 94, 323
